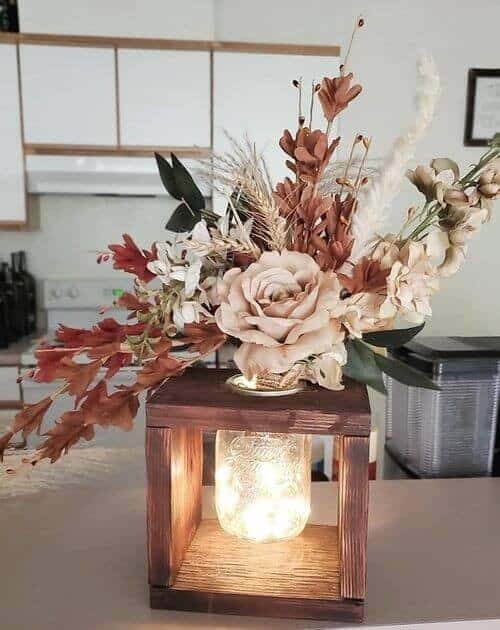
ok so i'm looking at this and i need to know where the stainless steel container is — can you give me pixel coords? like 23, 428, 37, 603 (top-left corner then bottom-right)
385, 337, 500, 477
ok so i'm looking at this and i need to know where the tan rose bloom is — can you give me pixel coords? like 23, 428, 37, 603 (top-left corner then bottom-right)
215, 250, 344, 377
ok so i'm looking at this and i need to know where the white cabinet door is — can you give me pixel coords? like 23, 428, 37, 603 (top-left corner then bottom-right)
118, 49, 211, 147
20, 44, 117, 145
0, 44, 26, 223
213, 52, 340, 209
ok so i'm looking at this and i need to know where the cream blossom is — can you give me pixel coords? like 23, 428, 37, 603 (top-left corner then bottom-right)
380, 240, 439, 323
335, 291, 394, 337
147, 239, 202, 298
215, 250, 344, 377
425, 205, 489, 277
371, 234, 400, 270
307, 347, 347, 391
406, 162, 456, 205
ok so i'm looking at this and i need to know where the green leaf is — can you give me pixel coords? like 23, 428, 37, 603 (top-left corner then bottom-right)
155, 152, 181, 199
165, 202, 199, 233
171, 153, 205, 212
362, 322, 425, 349
374, 353, 440, 390
343, 339, 386, 395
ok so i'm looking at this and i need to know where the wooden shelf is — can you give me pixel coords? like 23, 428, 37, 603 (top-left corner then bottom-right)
24, 143, 211, 158
0, 32, 340, 57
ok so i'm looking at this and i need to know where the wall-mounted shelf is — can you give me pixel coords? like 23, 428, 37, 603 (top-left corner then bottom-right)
0, 32, 341, 57
24, 144, 211, 158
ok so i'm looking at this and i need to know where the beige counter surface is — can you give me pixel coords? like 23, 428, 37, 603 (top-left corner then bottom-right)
1, 434, 500, 629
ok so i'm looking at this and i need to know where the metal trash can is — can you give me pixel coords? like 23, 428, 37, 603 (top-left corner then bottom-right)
385, 337, 500, 477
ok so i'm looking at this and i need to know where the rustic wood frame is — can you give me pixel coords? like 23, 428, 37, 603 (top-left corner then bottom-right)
464, 68, 500, 147
145, 368, 370, 622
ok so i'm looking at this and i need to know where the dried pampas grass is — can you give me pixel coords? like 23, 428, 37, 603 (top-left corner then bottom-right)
350, 52, 440, 261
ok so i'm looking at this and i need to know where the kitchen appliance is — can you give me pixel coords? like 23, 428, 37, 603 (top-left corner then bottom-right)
26, 155, 209, 197
385, 337, 500, 478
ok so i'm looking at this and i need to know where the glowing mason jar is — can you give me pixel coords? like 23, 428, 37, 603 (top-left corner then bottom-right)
215, 430, 311, 543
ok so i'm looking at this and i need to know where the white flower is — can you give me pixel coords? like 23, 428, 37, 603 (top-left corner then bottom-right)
147, 237, 203, 297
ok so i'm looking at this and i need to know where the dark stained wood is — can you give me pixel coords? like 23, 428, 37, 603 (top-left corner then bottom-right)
173, 519, 340, 599
146, 368, 371, 437
150, 586, 363, 622
338, 436, 370, 600
146, 426, 202, 587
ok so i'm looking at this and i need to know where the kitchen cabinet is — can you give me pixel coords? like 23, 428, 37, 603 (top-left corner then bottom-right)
0, 43, 26, 224
213, 51, 340, 211
19, 44, 117, 146
118, 49, 211, 148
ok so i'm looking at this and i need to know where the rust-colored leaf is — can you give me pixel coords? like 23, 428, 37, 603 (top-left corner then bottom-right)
108, 234, 156, 282
0, 431, 14, 462
13, 397, 53, 438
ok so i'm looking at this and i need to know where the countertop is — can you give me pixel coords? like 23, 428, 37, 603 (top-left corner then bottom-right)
1, 425, 500, 629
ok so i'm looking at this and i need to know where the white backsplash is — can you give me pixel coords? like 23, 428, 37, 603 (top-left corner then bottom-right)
0, 194, 177, 278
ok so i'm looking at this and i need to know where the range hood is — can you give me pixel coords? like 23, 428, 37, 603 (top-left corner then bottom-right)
26, 155, 209, 196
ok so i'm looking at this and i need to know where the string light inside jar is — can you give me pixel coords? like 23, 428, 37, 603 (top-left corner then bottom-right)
215, 430, 311, 543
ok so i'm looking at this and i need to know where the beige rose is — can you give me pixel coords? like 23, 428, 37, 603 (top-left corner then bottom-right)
215, 250, 344, 377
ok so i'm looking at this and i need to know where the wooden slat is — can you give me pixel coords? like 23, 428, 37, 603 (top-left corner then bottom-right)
173, 520, 340, 599
338, 436, 370, 600
146, 368, 371, 437
212, 40, 340, 57
23, 143, 210, 158
1, 32, 340, 57
146, 426, 203, 587
151, 587, 363, 622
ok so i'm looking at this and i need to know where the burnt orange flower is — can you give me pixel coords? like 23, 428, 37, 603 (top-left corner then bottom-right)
279, 128, 340, 184
317, 73, 362, 122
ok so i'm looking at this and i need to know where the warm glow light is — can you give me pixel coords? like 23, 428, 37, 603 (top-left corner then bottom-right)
215, 430, 311, 543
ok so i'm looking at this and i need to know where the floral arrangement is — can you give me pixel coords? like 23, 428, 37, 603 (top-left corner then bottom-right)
1, 21, 499, 470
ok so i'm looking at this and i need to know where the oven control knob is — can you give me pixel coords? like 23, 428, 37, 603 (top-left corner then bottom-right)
67, 287, 80, 299
50, 287, 62, 299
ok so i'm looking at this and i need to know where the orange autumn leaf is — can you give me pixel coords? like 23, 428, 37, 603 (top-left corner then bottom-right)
36, 410, 94, 464
181, 322, 227, 355
12, 396, 53, 438
58, 358, 102, 398
108, 234, 156, 282
0, 431, 14, 462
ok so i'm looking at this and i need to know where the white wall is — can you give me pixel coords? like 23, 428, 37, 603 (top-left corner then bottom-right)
10, 0, 500, 335
0, 194, 177, 278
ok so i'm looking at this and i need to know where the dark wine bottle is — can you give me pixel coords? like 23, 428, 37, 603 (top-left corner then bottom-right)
0, 262, 16, 342
10, 253, 26, 338
18, 251, 37, 334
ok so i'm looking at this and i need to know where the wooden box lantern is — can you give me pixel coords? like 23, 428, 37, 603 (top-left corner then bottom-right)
145, 368, 371, 623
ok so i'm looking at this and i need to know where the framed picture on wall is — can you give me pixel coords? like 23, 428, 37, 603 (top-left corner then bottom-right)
464, 68, 500, 146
